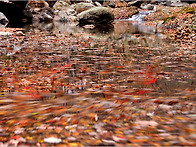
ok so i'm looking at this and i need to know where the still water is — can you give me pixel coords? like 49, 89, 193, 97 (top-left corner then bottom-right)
2, 19, 195, 98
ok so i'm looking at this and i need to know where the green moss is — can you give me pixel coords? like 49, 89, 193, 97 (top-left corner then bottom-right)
180, 6, 196, 14
162, 14, 177, 23
161, 5, 195, 24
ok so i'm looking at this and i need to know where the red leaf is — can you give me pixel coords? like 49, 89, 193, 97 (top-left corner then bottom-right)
143, 78, 156, 85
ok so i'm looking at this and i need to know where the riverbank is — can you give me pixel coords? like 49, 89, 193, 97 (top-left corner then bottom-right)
145, 4, 196, 43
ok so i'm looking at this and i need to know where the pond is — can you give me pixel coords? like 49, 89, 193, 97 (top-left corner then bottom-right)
0, 14, 195, 146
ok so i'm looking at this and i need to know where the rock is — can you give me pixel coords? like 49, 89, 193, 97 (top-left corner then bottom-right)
149, 0, 157, 4
165, 0, 189, 6
53, 1, 70, 11
24, 0, 50, 22
127, 0, 142, 7
170, 2, 189, 7
102, 0, 115, 8
54, 10, 76, 22
140, 3, 155, 10
0, 1, 26, 26
76, 7, 114, 25
93, 1, 102, 6
23, 5, 33, 18
26, 0, 49, 14
70, 0, 92, 4
16, 31, 25, 36
53, 3, 77, 22
71, 2, 95, 13
38, 7, 54, 22
53, 0, 77, 22
0, 12, 9, 25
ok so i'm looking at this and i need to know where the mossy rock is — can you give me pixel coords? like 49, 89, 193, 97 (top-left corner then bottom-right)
76, 7, 114, 25
72, 2, 95, 13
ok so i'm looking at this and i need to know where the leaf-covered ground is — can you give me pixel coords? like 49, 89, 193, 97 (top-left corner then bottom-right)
145, 4, 196, 42
0, 9, 196, 146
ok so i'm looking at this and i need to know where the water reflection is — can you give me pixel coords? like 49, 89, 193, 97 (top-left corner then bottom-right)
23, 20, 163, 38
5, 20, 191, 98
114, 20, 162, 35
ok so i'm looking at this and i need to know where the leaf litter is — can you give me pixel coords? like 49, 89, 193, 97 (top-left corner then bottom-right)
0, 26, 195, 146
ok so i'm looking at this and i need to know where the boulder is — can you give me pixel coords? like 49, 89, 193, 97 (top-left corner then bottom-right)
53, 1, 77, 22
140, 3, 155, 10
26, 0, 49, 14
0, 12, 9, 25
71, 2, 95, 13
53, 10, 76, 22
76, 7, 114, 25
53, 1, 70, 11
38, 7, 54, 22
53, 0, 78, 22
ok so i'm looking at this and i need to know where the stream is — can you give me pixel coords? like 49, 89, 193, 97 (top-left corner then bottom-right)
1, 9, 195, 100
0, 10, 195, 146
